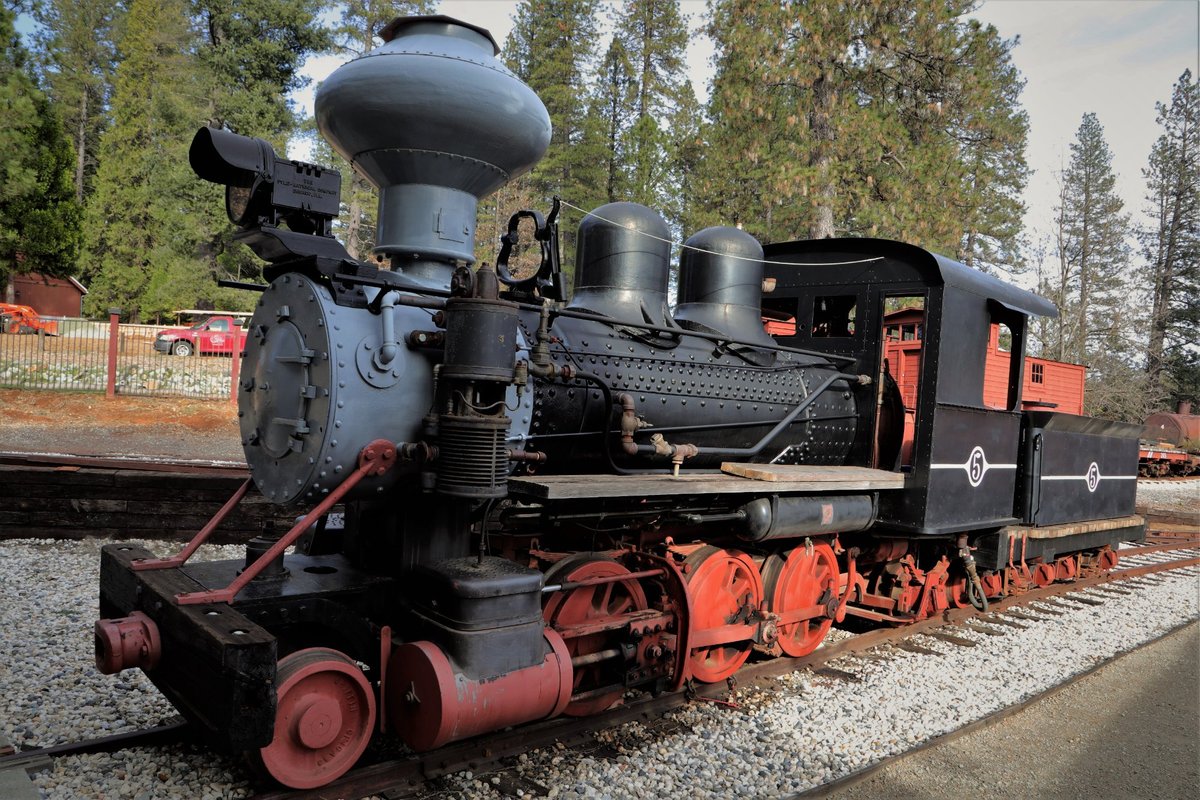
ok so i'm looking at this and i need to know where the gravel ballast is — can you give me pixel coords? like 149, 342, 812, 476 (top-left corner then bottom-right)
1, 522, 1196, 799
1137, 479, 1199, 516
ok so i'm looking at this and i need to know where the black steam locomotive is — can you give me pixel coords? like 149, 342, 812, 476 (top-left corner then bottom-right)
94, 16, 1145, 789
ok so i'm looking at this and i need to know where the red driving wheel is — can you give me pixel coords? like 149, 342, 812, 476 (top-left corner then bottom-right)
684, 546, 763, 683
1098, 549, 1119, 571
762, 543, 839, 657
254, 647, 376, 789
543, 555, 648, 716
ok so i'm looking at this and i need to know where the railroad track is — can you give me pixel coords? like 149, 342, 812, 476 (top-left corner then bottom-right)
4, 524, 1196, 799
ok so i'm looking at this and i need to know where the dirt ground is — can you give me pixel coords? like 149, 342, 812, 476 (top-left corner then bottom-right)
0, 388, 244, 462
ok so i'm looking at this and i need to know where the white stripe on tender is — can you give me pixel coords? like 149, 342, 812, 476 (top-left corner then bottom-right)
1041, 474, 1137, 481
930, 463, 1017, 469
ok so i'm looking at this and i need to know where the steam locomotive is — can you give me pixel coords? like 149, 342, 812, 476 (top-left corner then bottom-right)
94, 16, 1145, 789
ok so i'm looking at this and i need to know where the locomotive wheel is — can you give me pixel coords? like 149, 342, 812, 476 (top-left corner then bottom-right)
762, 543, 839, 657
1032, 562, 1057, 587
252, 647, 376, 789
1055, 555, 1078, 581
1098, 549, 1119, 571
542, 555, 649, 716
684, 546, 764, 683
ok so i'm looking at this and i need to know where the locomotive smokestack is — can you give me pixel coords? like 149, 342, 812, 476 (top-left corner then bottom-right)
314, 16, 551, 287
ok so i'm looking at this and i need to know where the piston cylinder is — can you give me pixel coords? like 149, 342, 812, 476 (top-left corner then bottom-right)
385, 630, 572, 751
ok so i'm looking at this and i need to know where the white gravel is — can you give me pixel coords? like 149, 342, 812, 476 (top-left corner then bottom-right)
2, 521, 1197, 799
0, 538, 253, 799
1137, 479, 1199, 515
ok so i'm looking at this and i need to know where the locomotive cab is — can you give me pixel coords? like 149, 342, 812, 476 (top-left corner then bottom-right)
762, 238, 1056, 535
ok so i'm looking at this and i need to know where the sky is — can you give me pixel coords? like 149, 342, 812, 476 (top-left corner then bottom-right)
298, 0, 1199, 266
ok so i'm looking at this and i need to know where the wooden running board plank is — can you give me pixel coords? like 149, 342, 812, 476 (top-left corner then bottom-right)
510, 466, 904, 501
719, 463, 904, 488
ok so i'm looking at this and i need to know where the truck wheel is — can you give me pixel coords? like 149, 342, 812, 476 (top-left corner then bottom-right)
172, 341, 194, 357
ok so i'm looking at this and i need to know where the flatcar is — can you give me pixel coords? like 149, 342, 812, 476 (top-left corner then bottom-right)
94, 16, 1145, 789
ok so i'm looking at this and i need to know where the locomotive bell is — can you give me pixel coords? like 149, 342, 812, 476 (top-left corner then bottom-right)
315, 16, 551, 285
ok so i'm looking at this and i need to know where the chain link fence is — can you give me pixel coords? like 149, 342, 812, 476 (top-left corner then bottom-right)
0, 316, 239, 401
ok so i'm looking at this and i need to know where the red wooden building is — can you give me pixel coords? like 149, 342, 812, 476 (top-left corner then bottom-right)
3, 272, 88, 317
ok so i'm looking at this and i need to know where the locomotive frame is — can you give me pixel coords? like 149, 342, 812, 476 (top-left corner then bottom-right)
94, 15, 1145, 790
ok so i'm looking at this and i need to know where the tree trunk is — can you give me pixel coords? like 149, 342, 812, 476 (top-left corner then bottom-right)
75, 90, 88, 204
345, 194, 363, 261
809, 68, 835, 240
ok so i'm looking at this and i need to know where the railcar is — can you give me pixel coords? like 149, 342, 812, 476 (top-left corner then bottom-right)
94, 16, 1145, 789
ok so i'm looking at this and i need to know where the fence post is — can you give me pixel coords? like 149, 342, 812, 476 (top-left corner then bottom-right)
230, 342, 241, 405
105, 308, 121, 398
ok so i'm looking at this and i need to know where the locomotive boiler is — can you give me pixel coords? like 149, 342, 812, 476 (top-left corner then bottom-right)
95, 15, 1146, 790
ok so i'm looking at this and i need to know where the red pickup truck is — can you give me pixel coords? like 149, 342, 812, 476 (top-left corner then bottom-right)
153, 314, 248, 356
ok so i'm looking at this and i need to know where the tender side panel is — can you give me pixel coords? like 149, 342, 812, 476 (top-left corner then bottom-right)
1017, 412, 1142, 526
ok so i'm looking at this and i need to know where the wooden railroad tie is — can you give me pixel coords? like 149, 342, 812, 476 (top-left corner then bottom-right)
964, 619, 1010, 635
1001, 610, 1054, 623
924, 632, 978, 648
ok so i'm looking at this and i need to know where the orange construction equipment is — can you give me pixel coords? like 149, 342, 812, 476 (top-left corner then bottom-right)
0, 303, 58, 335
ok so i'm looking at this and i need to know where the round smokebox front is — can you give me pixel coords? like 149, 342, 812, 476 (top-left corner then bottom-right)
238, 274, 428, 504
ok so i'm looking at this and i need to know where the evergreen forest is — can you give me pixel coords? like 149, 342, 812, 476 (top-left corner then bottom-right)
1, 0, 1196, 418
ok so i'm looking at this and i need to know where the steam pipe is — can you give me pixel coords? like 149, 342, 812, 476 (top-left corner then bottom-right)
614, 372, 868, 465
546, 305, 859, 365
376, 291, 399, 367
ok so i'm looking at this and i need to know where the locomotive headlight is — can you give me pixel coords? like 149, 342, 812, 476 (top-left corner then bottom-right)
224, 180, 260, 227
189, 127, 275, 226
188, 126, 341, 234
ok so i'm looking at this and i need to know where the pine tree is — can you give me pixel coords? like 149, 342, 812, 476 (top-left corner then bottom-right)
32, 0, 122, 204
695, 0, 1026, 258
612, 0, 691, 215
0, 5, 81, 289
193, 0, 329, 144
502, 0, 602, 276
1139, 70, 1199, 404
590, 38, 636, 204
690, 0, 780, 237
950, 20, 1029, 275
81, 0, 209, 320
1056, 113, 1132, 366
